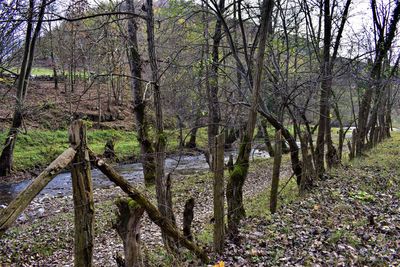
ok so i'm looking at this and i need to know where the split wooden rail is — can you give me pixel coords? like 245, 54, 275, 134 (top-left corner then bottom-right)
0, 120, 209, 265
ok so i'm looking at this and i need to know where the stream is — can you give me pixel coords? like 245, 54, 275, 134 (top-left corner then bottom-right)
0, 149, 271, 206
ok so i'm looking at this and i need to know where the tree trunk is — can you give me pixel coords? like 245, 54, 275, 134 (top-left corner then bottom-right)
0, 0, 46, 177
227, 0, 275, 240
299, 132, 314, 193
260, 119, 274, 157
270, 130, 282, 213
186, 116, 201, 149
126, 0, 156, 186
207, 0, 224, 170
349, 129, 357, 160
145, 0, 177, 252
186, 127, 198, 149
314, 0, 332, 176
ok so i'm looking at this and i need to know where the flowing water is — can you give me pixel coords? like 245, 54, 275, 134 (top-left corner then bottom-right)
0, 149, 270, 206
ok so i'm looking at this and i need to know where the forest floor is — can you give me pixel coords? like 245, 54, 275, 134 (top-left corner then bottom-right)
0, 154, 291, 266
219, 134, 400, 266
0, 134, 399, 266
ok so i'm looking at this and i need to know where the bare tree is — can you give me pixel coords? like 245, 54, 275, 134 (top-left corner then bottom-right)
356, 0, 400, 155
125, 0, 156, 186
0, 0, 47, 177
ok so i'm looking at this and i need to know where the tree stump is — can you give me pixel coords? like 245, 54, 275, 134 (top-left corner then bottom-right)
114, 198, 145, 267
89, 150, 209, 263
183, 198, 195, 241
350, 129, 357, 160
104, 139, 116, 160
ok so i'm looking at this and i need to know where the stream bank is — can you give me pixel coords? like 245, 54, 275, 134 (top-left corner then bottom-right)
0, 156, 281, 266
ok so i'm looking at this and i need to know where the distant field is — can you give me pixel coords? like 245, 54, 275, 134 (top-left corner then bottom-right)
10, 67, 86, 77
10, 67, 53, 76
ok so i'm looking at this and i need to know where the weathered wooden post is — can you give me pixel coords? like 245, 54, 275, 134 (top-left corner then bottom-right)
213, 134, 225, 253
114, 198, 145, 267
69, 120, 94, 267
270, 130, 282, 214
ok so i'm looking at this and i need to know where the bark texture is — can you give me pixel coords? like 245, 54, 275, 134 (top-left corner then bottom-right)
69, 120, 94, 267
227, 0, 275, 240
145, 0, 177, 251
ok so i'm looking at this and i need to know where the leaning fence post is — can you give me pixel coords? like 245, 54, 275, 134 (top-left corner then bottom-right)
213, 134, 225, 253
69, 120, 94, 267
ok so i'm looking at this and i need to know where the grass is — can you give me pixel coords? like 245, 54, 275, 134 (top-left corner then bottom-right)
245, 159, 299, 219
10, 67, 124, 78
11, 67, 54, 77
0, 127, 208, 172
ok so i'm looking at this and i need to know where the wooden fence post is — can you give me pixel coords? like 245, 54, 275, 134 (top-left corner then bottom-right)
270, 130, 282, 214
69, 120, 94, 267
213, 134, 225, 253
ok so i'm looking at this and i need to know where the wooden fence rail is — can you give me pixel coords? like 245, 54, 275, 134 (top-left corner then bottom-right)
0, 120, 208, 264
0, 147, 76, 236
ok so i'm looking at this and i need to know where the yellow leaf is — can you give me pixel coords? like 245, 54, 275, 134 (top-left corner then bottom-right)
213, 261, 224, 267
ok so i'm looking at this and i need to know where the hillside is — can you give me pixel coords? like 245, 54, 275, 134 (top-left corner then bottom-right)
0, 76, 135, 131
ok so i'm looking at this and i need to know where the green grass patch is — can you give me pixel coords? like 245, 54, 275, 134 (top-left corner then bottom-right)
11, 67, 54, 76
0, 126, 208, 172
245, 159, 298, 219
11, 67, 88, 77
